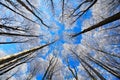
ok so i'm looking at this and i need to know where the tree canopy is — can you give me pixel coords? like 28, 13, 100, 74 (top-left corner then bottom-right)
0, 0, 120, 80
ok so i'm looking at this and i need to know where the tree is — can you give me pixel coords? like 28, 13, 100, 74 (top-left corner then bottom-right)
72, 12, 120, 37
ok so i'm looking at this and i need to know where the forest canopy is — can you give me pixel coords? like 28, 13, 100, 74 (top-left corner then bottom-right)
0, 0, 120, 80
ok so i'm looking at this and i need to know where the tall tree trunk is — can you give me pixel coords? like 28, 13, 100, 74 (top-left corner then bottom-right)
86, 56, 120, 78
0, 40, 56, 65
72, 12, 120, 37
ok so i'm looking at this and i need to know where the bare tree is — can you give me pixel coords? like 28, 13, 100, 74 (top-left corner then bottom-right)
0, 40, 57, 75
72, 12, 120, 37
42, 56, 59, 80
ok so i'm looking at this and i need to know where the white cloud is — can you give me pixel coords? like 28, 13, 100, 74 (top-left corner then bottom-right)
0, 50, 6, 58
